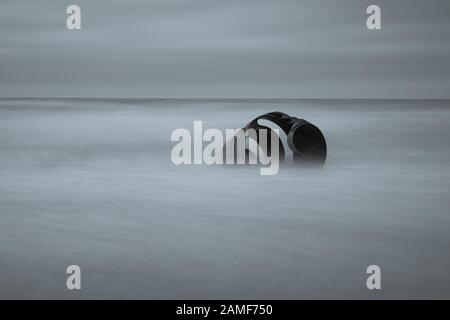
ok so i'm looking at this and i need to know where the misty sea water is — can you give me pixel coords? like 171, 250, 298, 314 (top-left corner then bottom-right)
0, 98, 449, 299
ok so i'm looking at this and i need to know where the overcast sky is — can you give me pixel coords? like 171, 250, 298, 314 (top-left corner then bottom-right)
1, 0, 449, 98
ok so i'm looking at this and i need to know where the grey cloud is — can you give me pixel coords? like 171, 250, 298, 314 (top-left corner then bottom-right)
0, 0, 449, 98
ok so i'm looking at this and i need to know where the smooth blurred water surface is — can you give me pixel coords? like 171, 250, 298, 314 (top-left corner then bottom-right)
0, 99, 449, 299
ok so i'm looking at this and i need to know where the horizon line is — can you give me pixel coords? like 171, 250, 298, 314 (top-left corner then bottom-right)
1, 97, 450, 101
